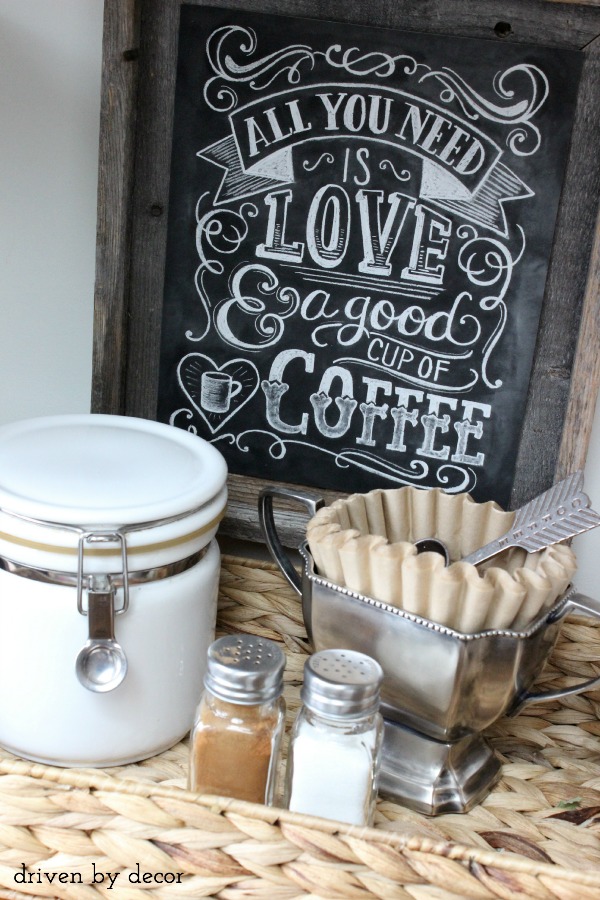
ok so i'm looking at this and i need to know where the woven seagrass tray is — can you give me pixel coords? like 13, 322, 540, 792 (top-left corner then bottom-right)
0, 554, 599, 900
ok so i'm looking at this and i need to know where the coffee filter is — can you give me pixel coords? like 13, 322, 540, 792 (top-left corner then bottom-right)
306, 487, 576, 633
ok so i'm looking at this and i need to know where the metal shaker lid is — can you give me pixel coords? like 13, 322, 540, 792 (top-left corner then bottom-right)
301, 649, 383, 718
204, 634, 285, 704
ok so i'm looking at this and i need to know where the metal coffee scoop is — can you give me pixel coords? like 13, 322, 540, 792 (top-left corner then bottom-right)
414, 470, 600, 567
75, 574, 128, 692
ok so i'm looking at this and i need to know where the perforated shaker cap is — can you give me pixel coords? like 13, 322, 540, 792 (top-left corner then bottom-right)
301, 649, 383, 718
204, 635, 285, 704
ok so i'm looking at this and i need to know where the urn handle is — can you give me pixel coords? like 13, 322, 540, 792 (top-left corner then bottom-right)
258, 486, 324, 596
515, 589, 600, 710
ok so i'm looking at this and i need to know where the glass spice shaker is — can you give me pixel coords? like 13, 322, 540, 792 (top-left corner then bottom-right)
285, 649, 384, 826
189, 634, 286, 805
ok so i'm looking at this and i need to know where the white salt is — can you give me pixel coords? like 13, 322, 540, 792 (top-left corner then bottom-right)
287, 720, 377, 825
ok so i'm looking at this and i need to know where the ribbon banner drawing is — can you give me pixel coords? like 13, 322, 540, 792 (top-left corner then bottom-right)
200, 85, 531, 236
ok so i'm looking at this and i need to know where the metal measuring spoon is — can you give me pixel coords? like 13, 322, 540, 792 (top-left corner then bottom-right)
75, 576, 128, 692
415, 471, 600, 569
414, 538, 450, 564
462, 470, 600, 566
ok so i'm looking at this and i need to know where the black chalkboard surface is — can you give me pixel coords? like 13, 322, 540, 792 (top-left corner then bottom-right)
157, 5, 582, 508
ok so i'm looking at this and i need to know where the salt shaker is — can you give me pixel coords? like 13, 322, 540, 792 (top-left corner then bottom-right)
189, 634, 286, 804
285, 649, 384, 826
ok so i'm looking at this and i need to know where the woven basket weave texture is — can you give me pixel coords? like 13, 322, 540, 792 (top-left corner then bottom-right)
0, 555, 599, 899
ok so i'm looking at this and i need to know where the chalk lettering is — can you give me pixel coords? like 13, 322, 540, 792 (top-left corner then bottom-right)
396, 102, 486, 175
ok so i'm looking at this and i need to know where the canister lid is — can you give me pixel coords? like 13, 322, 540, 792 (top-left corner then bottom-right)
204, 635, 286, 704
301, 649, 383, 718
0, 414, 227, 526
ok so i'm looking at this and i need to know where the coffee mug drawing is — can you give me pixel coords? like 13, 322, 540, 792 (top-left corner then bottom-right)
200, 371, 242, 414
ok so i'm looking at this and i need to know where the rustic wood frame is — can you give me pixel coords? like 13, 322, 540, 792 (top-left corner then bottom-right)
92, 0, 600, 545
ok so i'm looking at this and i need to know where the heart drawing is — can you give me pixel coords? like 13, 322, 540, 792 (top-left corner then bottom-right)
178, 353, 260, 434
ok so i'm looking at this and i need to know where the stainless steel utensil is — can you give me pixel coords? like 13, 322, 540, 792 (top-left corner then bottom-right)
462, 470, 599, 565
75, 575, 128, 692
414, 538, 450, 562
415, 471, 600, 567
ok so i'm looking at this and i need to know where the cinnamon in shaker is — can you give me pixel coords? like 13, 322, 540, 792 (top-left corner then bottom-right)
189, 635, 286, 805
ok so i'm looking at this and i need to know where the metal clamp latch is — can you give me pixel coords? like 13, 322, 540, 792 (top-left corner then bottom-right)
76, 530, 130, 616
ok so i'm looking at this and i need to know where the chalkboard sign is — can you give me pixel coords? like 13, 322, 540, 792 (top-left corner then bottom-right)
91, 0, 600, 546
155, 6, 582, 508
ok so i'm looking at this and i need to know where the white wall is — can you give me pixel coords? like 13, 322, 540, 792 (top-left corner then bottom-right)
0, 1, 598, 594
0, 0, 102, 421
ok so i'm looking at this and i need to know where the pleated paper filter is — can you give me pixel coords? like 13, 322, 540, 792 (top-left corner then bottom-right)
306, 487, 576, 633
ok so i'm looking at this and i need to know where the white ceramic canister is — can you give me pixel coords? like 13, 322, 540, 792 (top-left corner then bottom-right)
0, 414, 228, 767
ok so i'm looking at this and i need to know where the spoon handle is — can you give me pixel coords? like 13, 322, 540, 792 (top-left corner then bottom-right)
461, 537, 516, 567
462, 471, 600, 566
87, 581, 117, 641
